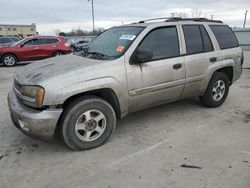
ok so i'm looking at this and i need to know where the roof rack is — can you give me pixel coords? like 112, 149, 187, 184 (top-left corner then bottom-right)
138, 17, 223, 24
138, 17, 171, 23
166, 17, 223, 23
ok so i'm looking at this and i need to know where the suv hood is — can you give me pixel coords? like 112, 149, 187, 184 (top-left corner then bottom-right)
15, 54, 104, 85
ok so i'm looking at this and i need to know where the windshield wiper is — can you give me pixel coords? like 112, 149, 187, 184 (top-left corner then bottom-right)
80, 47, 105, 60
79, 48, 113, 60
87, 51, 106, 60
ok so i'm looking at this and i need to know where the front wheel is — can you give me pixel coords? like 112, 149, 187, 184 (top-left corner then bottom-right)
200, 72, 230, 108
2, 54, 17, 67
60, 96, 116, 150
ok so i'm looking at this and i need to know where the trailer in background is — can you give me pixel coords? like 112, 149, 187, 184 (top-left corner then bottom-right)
233, 28, 250, 50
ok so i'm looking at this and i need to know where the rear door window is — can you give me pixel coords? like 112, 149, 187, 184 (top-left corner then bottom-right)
43, 38, 59, 44
183, 25, 213, 55
209, 25, 239, 49
33, 39, 44, 45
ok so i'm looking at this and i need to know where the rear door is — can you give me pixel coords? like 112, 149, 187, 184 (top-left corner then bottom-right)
181, 24, 215, 97
126, 26, 186, 112
38, 38, 59, 58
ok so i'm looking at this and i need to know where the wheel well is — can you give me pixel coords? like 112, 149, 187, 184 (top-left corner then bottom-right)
1, 53, 18, 62
62, 88, 121, 119
53, 51, 64, 56
215, 66, 233, 85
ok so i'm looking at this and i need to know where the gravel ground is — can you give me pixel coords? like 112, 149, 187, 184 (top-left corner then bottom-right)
0, 51, 250, 188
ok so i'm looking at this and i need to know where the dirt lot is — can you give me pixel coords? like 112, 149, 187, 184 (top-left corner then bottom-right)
0, 51, 250, 188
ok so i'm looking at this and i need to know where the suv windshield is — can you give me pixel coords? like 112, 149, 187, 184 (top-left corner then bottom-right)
85, 26, 144, 60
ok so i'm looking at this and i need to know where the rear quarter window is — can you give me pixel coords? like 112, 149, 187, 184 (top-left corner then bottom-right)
209, 25, 239, 50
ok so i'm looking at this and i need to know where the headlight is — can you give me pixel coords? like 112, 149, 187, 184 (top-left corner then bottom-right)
20, 85, 45, 107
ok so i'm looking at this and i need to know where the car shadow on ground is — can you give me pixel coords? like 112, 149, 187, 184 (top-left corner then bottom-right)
116, 97, 203, 135
5, 97, 203, 154
0, 62, 32, 67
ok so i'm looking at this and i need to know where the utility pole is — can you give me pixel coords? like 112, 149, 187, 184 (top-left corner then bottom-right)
170, 12, 177, 18
243, 10, 248, 28
88, 0, 95, 32
211, 15, 214, 20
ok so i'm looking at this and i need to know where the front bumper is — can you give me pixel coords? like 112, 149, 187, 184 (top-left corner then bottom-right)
7, 89, 63, 140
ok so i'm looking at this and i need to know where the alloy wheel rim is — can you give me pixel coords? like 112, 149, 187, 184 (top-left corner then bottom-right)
212, 80, 225, 101
55, 53, 63, 56
4, 56, 15, 66
75, 110, 106, 142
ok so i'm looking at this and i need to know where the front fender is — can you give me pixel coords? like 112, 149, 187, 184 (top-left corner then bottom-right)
43, 77, 128, 117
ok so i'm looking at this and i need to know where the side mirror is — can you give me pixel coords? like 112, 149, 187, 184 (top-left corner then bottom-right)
20, 44, 24, 48
130, 49, 153, 65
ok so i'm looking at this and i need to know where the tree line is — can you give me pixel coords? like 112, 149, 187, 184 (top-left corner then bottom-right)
58, 27, 105, 36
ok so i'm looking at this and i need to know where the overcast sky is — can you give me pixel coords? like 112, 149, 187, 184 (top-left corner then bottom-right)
0, 0, 249, 35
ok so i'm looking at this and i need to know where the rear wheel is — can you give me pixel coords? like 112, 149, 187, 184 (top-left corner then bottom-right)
200, 72, 230, 108
60, 96, 116, 150
53, 52, 64, 57
2, 54, 17, 67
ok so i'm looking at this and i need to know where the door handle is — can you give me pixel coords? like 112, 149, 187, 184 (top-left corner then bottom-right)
210, 57, 217, 63
173, 63, 182, 70
34, 47, 40, 50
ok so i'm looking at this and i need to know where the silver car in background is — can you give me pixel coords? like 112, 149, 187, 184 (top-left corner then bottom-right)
0, 36, 20, 47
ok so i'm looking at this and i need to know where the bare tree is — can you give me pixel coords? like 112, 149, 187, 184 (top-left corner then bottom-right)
177, 12, 189, 18
63, 27, 105, 36
52, 29, 61, 36
191, 9, 202, 18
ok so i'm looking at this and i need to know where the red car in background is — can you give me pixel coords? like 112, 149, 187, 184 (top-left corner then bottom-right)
0, 36, 71, 66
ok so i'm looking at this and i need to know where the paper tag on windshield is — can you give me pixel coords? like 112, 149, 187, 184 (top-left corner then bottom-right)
116, 45, 125, 52
120, 35, 136, 41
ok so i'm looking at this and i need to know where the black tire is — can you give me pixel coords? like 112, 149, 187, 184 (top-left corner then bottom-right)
10, 112, 20, 129
2, 54, 17, 67
71, 47, 76, 52
60, 96, 116, 150
53, 52, 64, 57
200, 72, 230, 108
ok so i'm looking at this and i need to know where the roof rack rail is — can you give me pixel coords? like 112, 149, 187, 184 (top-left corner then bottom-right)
138, 17, 171, 23
137, 17, 223, 24
165, 17, 223, 23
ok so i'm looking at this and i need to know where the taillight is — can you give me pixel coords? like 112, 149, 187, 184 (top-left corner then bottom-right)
64, 42, 70, 47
